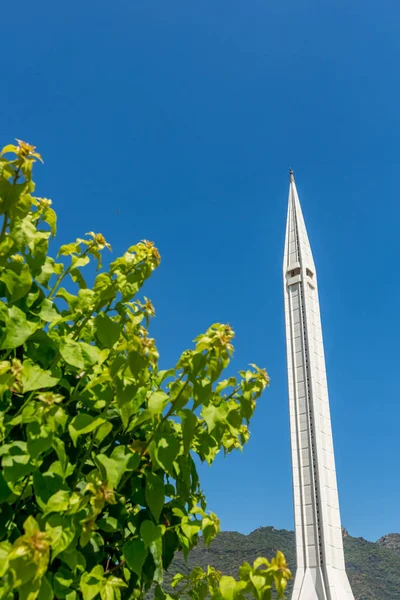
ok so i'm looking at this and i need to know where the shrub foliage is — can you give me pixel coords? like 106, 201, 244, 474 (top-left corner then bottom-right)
0, 141, 291, 600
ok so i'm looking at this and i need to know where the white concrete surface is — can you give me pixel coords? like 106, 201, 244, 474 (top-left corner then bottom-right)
283, 171, 354, 600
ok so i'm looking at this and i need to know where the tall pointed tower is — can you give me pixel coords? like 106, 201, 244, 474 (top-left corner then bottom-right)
283, 171, 354, 600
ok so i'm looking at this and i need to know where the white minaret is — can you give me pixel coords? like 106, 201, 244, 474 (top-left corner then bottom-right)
283, 170, 354, 600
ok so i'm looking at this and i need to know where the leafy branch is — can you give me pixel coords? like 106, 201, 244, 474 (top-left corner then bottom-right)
0, 139, 290, 600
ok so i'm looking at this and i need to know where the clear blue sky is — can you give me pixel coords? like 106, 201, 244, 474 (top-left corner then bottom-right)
2, 0, 399, 542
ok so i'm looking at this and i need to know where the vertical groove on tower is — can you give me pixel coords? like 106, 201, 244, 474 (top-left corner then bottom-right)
294, 192, 324, 570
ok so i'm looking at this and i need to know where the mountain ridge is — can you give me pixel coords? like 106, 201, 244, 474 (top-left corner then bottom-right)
166, 526, 400, 600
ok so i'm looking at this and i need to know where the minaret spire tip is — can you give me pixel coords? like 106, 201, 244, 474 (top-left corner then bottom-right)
289, 168, 294, 183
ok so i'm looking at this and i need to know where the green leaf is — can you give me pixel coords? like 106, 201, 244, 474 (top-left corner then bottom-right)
58, 241, 81, 257
33, 470, 67, 510
52, 437, 68, 474
27, 422, 53, 458
148, 390, 169, 416
145, 472, 164, 522
59, 338, 85, 369
44, 490, 70, 513
100, 576, 127, 600
116, 382, 145, 430
43, 207, 57, 236
140, 520, 164, 547
0, 263, 32, 302
53, 567, 74, 598
97, 516, 120, 532
93, 272, 113, 298
0, 470, 12, 503
72, 254, 90, 269
22, 359, 60, 392
180, 409, 197, 453
38, 298, 59, 322
123, 539, 147, 576
81, 566, 104, 600
23, 515, 40, 536
170, 573, 185, 588
202, 515, 219, 547
0, 304, 37, 350
2, 442, 34, 483
68, 413, 106, 446
59, 548, 86, 573
45, 515, 76, 559
60, 338, 104, 370
56, 287, 78, 309
36, 257, 63, 288
202, 403, 228, 433
0, 541, 11, 577
128, 351, 147, 377
149, 538, 163, 584
181, 519, 201, 544
157, 435, 180, 476
219, 576, 246, 600
70, 267, 87, 289
18, 577, 42, 600
96, 445, 140, 489
94, 422, 113, 445
95, 313, 121, 348
37, 575, 53, 600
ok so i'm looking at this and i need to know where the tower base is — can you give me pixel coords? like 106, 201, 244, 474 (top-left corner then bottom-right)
291, 567, 354, 600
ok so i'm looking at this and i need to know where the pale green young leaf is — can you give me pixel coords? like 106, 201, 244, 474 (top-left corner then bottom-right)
219, 576, 238, 600
44, 490, 70, 514
202, 403, 228, 433
42, 207, 57, 236
38, 298, 59, 322
58, 242, 81, 257
181, 519, 201, 544
45, 514, 76, 559
100, 577, 127, 600
71, 255, 90, 269
36, 257, 63, 287
80, 566, 104, 600
148, 390, 169, 416
56, 287, 79, 309
170, 573, 185, 588
0, 541, 11, 577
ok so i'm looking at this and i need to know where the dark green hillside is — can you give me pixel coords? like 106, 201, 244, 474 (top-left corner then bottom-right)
165, 527, 400, 600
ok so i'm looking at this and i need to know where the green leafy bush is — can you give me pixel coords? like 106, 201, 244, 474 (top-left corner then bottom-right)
0, 140, 291, 600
